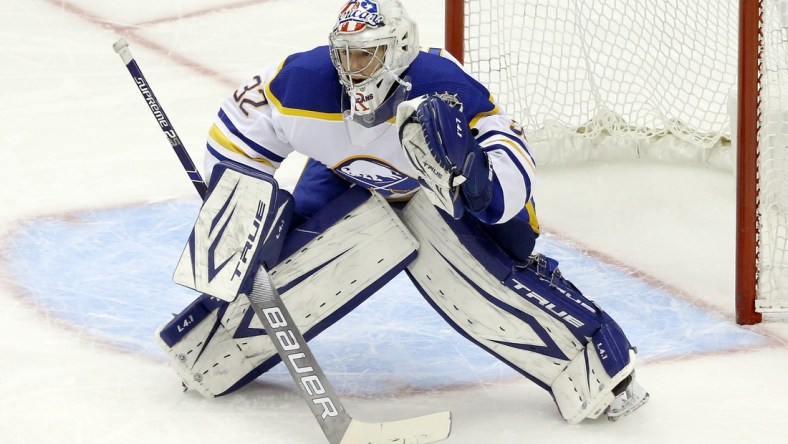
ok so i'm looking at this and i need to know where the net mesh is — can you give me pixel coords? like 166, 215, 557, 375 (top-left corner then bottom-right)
460, 0, 788, 312
757, 0, 788, 312
463, 0, 737, 165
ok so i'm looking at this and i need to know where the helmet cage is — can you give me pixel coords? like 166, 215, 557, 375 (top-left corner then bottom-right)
329, 36, 395, 91
329, 0, 418, 119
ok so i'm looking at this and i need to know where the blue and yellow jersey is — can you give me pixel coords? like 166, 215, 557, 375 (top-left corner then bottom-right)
206, 45, 537, 228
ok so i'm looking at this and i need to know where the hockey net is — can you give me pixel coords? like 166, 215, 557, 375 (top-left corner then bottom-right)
444, 0, 788, 323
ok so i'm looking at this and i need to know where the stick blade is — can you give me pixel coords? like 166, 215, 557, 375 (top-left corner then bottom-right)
339, 411, 452, 444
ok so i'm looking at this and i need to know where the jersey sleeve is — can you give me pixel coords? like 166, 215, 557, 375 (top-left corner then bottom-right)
204, 62, 294, 184
412, 50, 537, 226
472, 111, 536, 225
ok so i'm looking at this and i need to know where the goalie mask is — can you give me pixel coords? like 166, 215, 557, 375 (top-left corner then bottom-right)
329, 0, 419, 126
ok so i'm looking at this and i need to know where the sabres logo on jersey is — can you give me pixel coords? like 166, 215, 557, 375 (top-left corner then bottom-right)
336, 0, 384, 33
334, 158, 418, 197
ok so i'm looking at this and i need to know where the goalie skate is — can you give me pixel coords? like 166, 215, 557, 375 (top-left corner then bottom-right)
605, 374, 650, 421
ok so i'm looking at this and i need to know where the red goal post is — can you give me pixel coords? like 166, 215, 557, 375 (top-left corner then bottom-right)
737, 0, 761, 324
444, 0, 788, 325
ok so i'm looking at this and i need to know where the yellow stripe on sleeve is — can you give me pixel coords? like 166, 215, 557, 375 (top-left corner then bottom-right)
468, 95, 500, 127
209, 124, 273, 168
525, 199, 540, 235
493, 138, 536, 172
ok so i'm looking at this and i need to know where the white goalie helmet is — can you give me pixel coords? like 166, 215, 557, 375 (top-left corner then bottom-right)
329, 0, 419, 123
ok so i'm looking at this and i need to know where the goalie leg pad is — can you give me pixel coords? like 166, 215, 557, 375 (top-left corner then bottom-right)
158, 187, 419, 397
400, 191, 642, 423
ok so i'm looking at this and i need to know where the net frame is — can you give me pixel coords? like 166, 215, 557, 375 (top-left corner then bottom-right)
444, 0, 788, 324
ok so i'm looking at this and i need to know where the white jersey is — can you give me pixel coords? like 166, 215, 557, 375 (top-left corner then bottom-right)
205, 46, 537, 228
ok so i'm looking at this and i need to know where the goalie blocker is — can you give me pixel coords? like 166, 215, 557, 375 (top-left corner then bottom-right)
158, 161, 647, 423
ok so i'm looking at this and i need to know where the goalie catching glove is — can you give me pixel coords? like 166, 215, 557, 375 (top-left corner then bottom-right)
397, 94, 493, 219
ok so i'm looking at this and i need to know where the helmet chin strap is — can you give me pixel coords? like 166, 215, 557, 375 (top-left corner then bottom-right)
344, 68, 412, 121
388, 69, 413, 90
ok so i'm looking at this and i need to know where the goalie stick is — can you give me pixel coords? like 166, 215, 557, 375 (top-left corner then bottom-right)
112, 38, 452, 444
112, 38, 208, 199
249, 269, 451, 444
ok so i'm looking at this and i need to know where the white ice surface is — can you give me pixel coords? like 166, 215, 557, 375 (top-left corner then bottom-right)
1, 1, 787, 443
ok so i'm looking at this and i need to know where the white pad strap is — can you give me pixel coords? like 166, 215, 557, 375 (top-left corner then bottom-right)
158, 190, 418, 397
